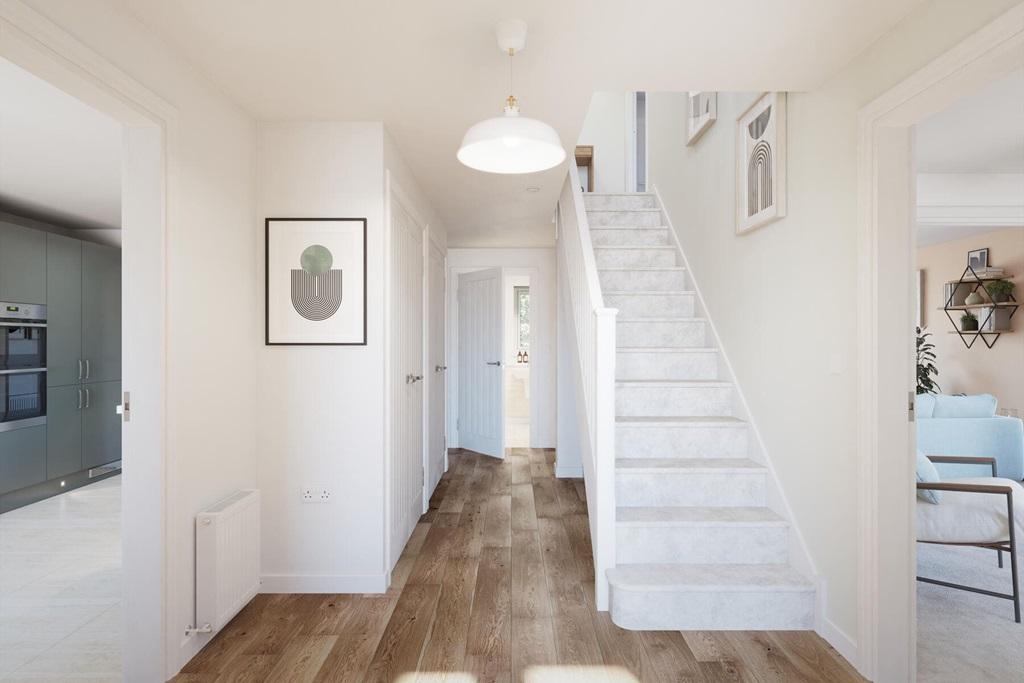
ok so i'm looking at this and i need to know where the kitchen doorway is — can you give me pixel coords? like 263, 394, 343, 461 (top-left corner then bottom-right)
0, 11, 169, 681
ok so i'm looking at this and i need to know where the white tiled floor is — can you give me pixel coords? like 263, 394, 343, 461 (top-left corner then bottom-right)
0, 476, 121, 681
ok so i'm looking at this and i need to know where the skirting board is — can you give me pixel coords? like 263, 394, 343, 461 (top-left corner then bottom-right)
555, 465, 583, 478
260, 573, 388, 594
816, 619, 859, 673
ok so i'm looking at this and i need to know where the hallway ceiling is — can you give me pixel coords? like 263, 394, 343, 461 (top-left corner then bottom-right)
112, 0, 924, 247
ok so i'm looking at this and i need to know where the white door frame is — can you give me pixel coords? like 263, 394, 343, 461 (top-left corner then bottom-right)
0, 3, 172, 680
855, 6, 1024, 680
425, 235, 446, 510
383, 173, 427, 570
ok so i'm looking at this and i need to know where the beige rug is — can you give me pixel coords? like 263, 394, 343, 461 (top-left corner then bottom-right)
917, 543, 1024, 682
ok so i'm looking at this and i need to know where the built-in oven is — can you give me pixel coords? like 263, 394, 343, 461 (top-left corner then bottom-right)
0, 302, 47, 432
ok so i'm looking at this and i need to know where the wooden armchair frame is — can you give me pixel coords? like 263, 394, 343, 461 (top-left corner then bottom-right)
917, 455, 1020, 623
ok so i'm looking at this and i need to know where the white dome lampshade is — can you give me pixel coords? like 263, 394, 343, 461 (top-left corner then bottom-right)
457, 104, 566, 174
457, 20, 566, 175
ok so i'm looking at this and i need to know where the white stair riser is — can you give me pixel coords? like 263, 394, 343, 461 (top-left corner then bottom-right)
617, 320, 706, 348
588, 210, 663, 227
584, 194, 658, 211
599, 269, 687, 292
605, 293, 695, 318
591, 228, 670, 246
616, 471, 766, 506
616, 350, 717, 380
616, 384, 731, 417
616, 425, 749, 459
595, 248, 678, 268
616, 524, 788, 564
609, 587, 814, 630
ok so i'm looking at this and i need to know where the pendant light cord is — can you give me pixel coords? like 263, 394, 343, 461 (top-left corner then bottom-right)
506, 48, 517, 112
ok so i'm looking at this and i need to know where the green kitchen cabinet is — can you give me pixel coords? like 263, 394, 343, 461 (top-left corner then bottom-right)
46, 385, 83, 479
0, 221, 47, 304
46, 234, 83, 387
81, 242, 121, 383
82, 381, 121, 469
0, 425, 46, 495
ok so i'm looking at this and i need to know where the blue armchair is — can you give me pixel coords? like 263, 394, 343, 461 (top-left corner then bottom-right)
916, 394, 1024, 481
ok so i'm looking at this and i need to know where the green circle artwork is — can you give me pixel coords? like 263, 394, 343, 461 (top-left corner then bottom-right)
300, 244, 333, 275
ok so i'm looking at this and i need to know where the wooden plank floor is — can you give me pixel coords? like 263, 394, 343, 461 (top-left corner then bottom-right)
174, 448, 864, 683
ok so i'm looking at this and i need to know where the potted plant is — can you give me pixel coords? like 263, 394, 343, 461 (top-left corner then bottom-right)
916, 326, 940, 394
985, 279, 1015, 303
961, 311, 979, 332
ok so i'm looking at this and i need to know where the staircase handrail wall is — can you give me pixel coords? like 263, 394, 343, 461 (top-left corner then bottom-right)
556, 162, 617, 610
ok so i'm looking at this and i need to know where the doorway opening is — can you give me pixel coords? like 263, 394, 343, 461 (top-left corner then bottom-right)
505, 276, 531, 448
856, 7, 1023, 681
0, 12, 169, 680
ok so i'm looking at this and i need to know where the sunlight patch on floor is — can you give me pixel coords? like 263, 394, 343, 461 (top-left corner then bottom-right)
525, 665, 640, 683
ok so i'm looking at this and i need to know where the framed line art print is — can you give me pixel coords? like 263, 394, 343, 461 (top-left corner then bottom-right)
265, 217, 367, 345
736, 92, 787, 234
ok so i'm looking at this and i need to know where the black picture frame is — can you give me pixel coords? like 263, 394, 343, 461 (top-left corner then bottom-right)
265, 217, 368, 346
967, 247, 989, 272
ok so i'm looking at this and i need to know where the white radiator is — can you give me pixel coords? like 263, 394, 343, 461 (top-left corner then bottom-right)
195, 489, 260, 634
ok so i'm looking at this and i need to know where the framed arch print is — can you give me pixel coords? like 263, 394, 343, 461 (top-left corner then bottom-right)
265, 217, 367, 345
736, 92, 787, 234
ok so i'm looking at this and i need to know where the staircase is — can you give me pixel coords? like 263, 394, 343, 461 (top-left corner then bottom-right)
584, 192, 815, 630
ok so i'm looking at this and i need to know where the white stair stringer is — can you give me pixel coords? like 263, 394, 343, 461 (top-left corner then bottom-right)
584, 192, 817, 631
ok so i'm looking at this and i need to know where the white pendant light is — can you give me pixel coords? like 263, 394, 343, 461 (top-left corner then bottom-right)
457, 20, 566, 175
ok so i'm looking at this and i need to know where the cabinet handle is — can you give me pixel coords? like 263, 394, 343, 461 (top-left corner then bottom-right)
78, 359, 83, 381
85, 359, 91, 380
85, 388, 90, 409
77, 389, 83, 410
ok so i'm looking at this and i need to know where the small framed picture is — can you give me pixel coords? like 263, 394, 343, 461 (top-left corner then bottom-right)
265, 217, 367, 345
967, 248, 989, 271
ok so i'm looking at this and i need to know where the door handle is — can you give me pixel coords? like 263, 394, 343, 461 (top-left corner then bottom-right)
435, 365, 447, 373
85, 359, 91, 380
77, 388, 83, 410
116, 391, 131, 422
486, 361, 502, 367
84, 388, 90, 409
78, 359, 83, 381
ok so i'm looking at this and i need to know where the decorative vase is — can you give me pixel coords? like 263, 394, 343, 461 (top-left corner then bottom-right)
992, 292, 1009, 303
964, 291, 984, 306
962, 318, 979, 332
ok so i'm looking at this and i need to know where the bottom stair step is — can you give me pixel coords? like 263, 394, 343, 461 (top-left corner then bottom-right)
607, 563, 815, 630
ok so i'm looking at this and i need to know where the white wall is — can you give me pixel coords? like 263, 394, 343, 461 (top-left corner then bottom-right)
18, 0, 260, 673
645, 0, 1022, 651
578, 92, 629, 194
256, 122, 388, 592
256, 121, 444, 592
447, 249, 557, 450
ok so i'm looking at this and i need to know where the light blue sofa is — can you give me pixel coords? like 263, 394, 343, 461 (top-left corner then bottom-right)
916, 393, 1024, 481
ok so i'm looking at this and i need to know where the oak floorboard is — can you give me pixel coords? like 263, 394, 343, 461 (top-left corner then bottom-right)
511, 482, 539, 531
482, 493, 513, 548
173, 450, 862, 683
511, 528, 551, 619
465, 546, 512, 677
417, 556, 479, 673
311, 597, 396, 683
511, 615, 558, 679
638, 631, 704, 683
363, 584, 442, 682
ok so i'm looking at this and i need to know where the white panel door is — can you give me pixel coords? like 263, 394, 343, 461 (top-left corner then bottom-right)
427, 242, 446, 498
390, 198, 424, 561
458, 267, 504, 458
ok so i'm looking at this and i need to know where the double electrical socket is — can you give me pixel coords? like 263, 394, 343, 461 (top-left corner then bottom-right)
301, 486, 331, 503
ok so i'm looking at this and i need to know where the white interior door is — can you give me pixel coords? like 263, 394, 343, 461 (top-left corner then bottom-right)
390, 197, 424, 560
458, 267, 505, 458
427, 242, 446, 497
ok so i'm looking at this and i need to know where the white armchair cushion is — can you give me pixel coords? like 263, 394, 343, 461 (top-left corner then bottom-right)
917, 477, 1024, 544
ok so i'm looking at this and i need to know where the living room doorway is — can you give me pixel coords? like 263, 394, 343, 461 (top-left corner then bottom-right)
856, 6, 1024, 681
